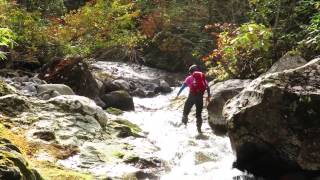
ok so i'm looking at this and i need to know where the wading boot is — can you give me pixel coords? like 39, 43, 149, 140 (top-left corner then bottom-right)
196, 117, 202, 133
182, 115, 188, 126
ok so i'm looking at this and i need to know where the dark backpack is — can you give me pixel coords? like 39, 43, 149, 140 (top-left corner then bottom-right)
190, 71, 206, 95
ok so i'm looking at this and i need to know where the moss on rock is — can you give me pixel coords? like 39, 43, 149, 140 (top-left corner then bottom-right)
35, 161, 94, 180
106, 107, 123, 116
0, 80, 15, 96
109, 119, 143, 138
0, 138, 43, 180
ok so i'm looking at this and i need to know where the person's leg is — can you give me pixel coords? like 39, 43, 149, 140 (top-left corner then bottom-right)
195, 93, 204, 133
182, 93, 195, 125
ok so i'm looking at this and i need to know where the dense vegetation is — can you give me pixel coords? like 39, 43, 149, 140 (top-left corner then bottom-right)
0, 0, 319, 79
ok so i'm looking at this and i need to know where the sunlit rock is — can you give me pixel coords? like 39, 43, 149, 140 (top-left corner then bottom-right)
36, 84, 75, 99
223, 58, 320, 178
0, 138, 43, 180
0, 94, 30, 116
0, 80, 16, 96
266, 54, 307, 74
38, 56, 104, 107
207, 79, 251, 135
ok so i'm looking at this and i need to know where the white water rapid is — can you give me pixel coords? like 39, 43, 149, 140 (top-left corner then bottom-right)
93, 61, 247, 180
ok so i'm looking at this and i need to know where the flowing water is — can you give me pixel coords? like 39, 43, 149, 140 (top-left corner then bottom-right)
93, 61, 248, 180
123, 90, 244, 180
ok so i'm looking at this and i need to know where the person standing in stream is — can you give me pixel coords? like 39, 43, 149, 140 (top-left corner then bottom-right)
176, 64, 211, 133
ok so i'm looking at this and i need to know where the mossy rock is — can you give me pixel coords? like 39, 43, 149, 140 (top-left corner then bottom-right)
36, 164, 94, 180
106, 107, 123, 116
0, 139, 43, 180
111, 119, 143, 138
0, 95, 30, 116
0, 80, 15, 96
101, 90, 134, 111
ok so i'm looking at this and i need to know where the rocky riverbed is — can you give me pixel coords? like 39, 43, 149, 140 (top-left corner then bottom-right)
0, 60, 248, 180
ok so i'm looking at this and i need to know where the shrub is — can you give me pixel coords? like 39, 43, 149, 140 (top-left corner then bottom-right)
0, 28, 15, 60
203, 23, 272, 80
299, 11, 320, 58
48, 0, 145, 57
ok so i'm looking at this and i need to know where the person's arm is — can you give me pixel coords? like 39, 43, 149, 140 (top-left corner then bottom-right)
204, 78, 211, 104
203, 75, 210, 98
177, 83, 187, 97
206, 84, 211, 97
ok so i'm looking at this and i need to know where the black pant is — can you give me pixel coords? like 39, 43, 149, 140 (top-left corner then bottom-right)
182, 92, 203, 129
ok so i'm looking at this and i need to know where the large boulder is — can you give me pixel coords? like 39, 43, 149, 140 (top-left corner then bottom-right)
36, 84, 75, 100
223, 58, 320, 178
101, 90, 134, 111
0, 94, 107, 146
267, 54, 307, 74
207, 79, 251, 135
38, 56, 105, 107
36, 84, 75, 95
0, 95, 30, 116
100, 79, 131, 95
0, 138, 42, 180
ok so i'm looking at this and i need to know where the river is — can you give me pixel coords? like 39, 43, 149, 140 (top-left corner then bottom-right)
92, 61, 250, 180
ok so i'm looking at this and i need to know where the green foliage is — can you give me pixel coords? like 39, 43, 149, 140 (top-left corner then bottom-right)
0, 0, 145, 63
49, 0, 145, 56
203, 23, 272, 80
248, 0, 320, 59
137, 0, 216, 59
0, 28, 15, 60
0, 0, 318, 78
0, 0, 64, 62
17, 0, 66, 16
299, 11, 320, 55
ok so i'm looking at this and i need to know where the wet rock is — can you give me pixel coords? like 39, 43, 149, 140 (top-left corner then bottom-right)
123, 156, 162, 179
48, 95, 108, 128
124, 156, 162, 169
0, 94, 107, 146
207, 79, 251, 135
154, 79, 172, 94
101, 90, 134, 111
100, 79, 130, 94
113, 79, 131, 91
0, 69, 34, 78
91, 61, 180, 97
133, 171, 159, 180
93, 96, 107, 109
33, 131, 56, 141
111, 119, 143, 138
0, 94, 30, 116
132, 88, 147, 97
36, 84, 75, 96
0, 138, 43, 180
0, 80, 16, 97
2, 73, 46, 96
38, 56, 103, 107
194, 152, 215, 165
106, 107, 123, 116
36, 90, 61, 100
101, 79, 122, 94
223, 58, 320, 178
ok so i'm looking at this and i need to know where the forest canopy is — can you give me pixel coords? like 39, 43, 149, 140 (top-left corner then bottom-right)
0, 0, 319, 79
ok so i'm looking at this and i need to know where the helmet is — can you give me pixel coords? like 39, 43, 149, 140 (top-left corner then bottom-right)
188, 64, 198, 73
